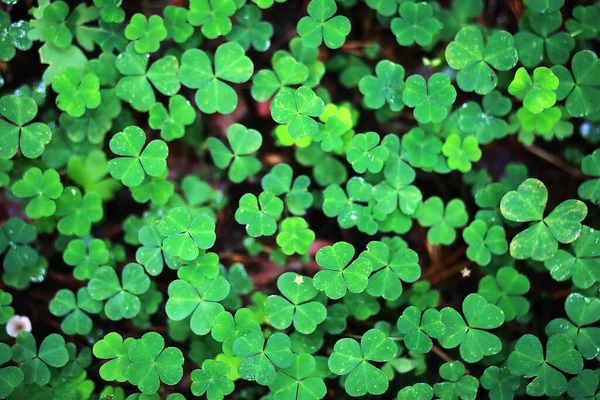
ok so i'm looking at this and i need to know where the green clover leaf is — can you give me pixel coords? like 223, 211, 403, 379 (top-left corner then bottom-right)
323, 177, 373, 232
508, 67, 558, 114
0, 343, 22, 398
313, 241, 373, 300
135, 223, 173, 276
52, 66, 100, 117
265, 272, 326, 334
359, 61, 405, 111
11, 332, 69, 386
191, 360, 235, 400
93, 332, 134, 382
235, 192, 283, 237
401, 127, 442, 170
188, 0, 236, 39
478, 266, 530, 322
328, 328, 398, 396
442, 134, 482, 173
433, 361, 480, 400
211, 308, 261, 356
480, 366, 520, 400
227, 5, 274, 52
390, 2, 440, 47
0, 217, 38, 269
271, 86, 325, 140
251, 56, 310, 102
63, 238, 109, 280
439, 293, 505, 363
163, 6, 193, 43
398, 383, 434, 400
0, 94, 51, 159
0, 11, 32, 62
126, 332, 184, 394
373, 158, 421, 215
528, 0, 564, 13
206, 123, 262, 183
49, 288, 102, 335
165, 276, 230, 335
125, 14, 167, 53
445, 26, 518, 95
500, 178, 588, 261
456, 97, 510, 145
565, 5, 600, 40
508, 333, 583, 397
567, 369, 600, 399
233, 330, 294, 386
149, 95, 196, 141
276, 217, 315, 255
0, 290, 13, 324
346, 132, 390, 174
261, 163, 314, 215
88, 263, 150, 320
179, 42, 253, 114
158, 207, 216, 261
108, 126, 168, 188
578, 149, 600, 205
297, 0, 351, 49
462, 220, 508, 266
269, 353, 327, 400
11, 167, 63, 219
402, 73, 457, 123
55, 187, 103, 237
41, 1, 72, 48
552, 50, 600, 118
396, 306, 445, 353
417, 197, 468, 245
94, 0, 125, 23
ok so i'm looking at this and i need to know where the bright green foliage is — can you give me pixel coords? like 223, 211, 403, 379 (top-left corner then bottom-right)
416, 197, 468, 245
578, 149, 600, 205
93, 332, 134, 383
552, 50, 600, 118
125, 14, 167, 54
11, 167, 63, 218
188, 0, 236, 39
313, 241, 372, 300
500, 178, 588, 261
50, 288, 102, 335
212, 308, 260, 356
442, 134, 482, 173
0, 342, 22, 398
433, 361, 479, 400
265, 272, 326, 333
276, 217, 315, 255
63, 238, 109, 280
445, 26, 518, 95
149, 95, 196, 141
88, 263, 150, 320
328, 329, 398, 396
401, 127, 442, 170
164, 6, 193, 43
478, 267, 530, 322
390, 2, 440, 47
439, 293, 505, 363
480, 366, 520, 400
11, 332, 69, 386
359, 61, 405, 111
396, 306, 445, 353
0, 290, 14, 324
52, 67, 100, 117
158, 207, 216, 261
251, 56, 309, 102
297, 0, 351, 49
236, 192, 283, 237
206, 123, 262, 183
0, 217, 37, 269
271, 86, 325, 140
55, 187, 103, 237
508, 67, 558, 114
372, 158, 421, 216
462, 220, 508, 266
322, 177, 374, 233
269, 353, 327, 400
227, 6, 273, 52
508, 334, 583, 397
108, 126, 168, 188
94, 0, 125, 23
0, 94, 51, 159
346, 132, 390, 173
402, 73, 457, 123
565, 6, 600, 40
191, 360, 235, 400
261, 163, 314, 215
179, 42, 253, 114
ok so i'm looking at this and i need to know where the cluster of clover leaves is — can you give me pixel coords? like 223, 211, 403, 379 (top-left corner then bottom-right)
0, 0, 598, 398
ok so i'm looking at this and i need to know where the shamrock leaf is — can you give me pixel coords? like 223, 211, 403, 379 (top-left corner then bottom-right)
149, 95, 196, 141
94, 0, 125, 23
166, 276, 230, 335
108, 126, 168, 188
401, 127, 442, 170
227, 5, 273, 52
0, 217, 38, 269
158, 207, 216, 261
55, 187, 103, 237
508, 67, 558, 114
52, 66, 100, 117
390, 2, 440, 47
11, 332, 69, 386
191, 360, 235, 400
125, 14, 167, 53
261, 163, 314, 215
271, 86, 325, 140
433, 361, 480, 400
396, 306, 445, 353
402, 73, 456, 123
269, 353, 327, 400
442, 134, 482, 173
359, 61, 405, 111
179, 42, 253, 114
359, 240, 420, 301
456, 95, 511, 145
567, 370, 600, 399
88, 263, 150, 320
323, 177, 374, 232
328, 328, 398, 396
188, 0, 236, 39
0, 290, 13, 324
276, 217, 315, 255
93, 332, 134, 382
313, 241, 373, 300
212, 308, 261, 356
126, 332, 184, 394
508, 334, 583, 397
266, 272, 326, 334
417, 197, 468, 245
0, 11, 32, 62
297, 0, 351, 49
0, 94, 51, 159
233, 330, 294, 386
251, 56, 309, 102
480, 366, 520, 400
462, 220, 508, 266
478, 266, 530, 322
0, 343, 22, 398
135, 223, 173, 276
11, 167, 63, 219
347, 132, 390, 174
552, 50, 600, 118
235, 192, 283, 237
578, 149, 600, 206
500, 178, 588, 261
546, 293, 600, 359
49, 288, 102, 335
206, 123, 262, 183
63, 238, 109, 280
373, 157, 421, 216
439, 293, 505, 363
445, 26, 518, 95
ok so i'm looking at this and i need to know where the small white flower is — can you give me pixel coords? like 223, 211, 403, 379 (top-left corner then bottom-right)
6, 315, 32, 338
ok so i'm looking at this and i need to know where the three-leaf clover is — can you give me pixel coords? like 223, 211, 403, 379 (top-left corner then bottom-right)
265, 272, 326, 334
578, 149, 600, 205
372, 158, 422, 216
11, 332, 69, 386
149, 95, 196, 141
297, 0, 351, 49
52, 67, 100, 117
269, 353, 326, 400
442, 134, 482, 173
433, 361, 480, 400
0, 342, 22, 398
508, 67, 559, 114
261, 163, 314, 215
191, 360, 235, 400
416, 197, 468, 245
480, 366, 520, 400
508, 334, 583, 397
478, 266, 530, 322
126, 332, 184, 394
390, 2, 441, 47
63, 238, 109, 280
158, 207, 216, 261
188, 0, 236, 39
552, 50, 600, 118
49, 288, 102, 335
276, 217, 315, 255
226, 5, 274, 52
87, 263, 151, 320
206, 123, 262, 183
125, 14, 167, 53
313, 241, 372, 300
211, 308, 261, 356
11, 167, 63, 218
358, 61, 405, 111
0, 94, 51, 159
402, 73, 457, 123
251, 56, 309, 102
445, 26, 518, 94
500, 178, 588, 261
179, 42, 253, 114
328, 329, 398, 396
236, 192, 283, 237
271, 86, 325, 140
397, 306, 445, 353
0, 217, 38, 269
462, 220, 508, 266
346, 131, 390, 174
92, 332, 134, 383
55, 187, 104, 237
401, 128, 442, 170
94, 0, 125, 23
